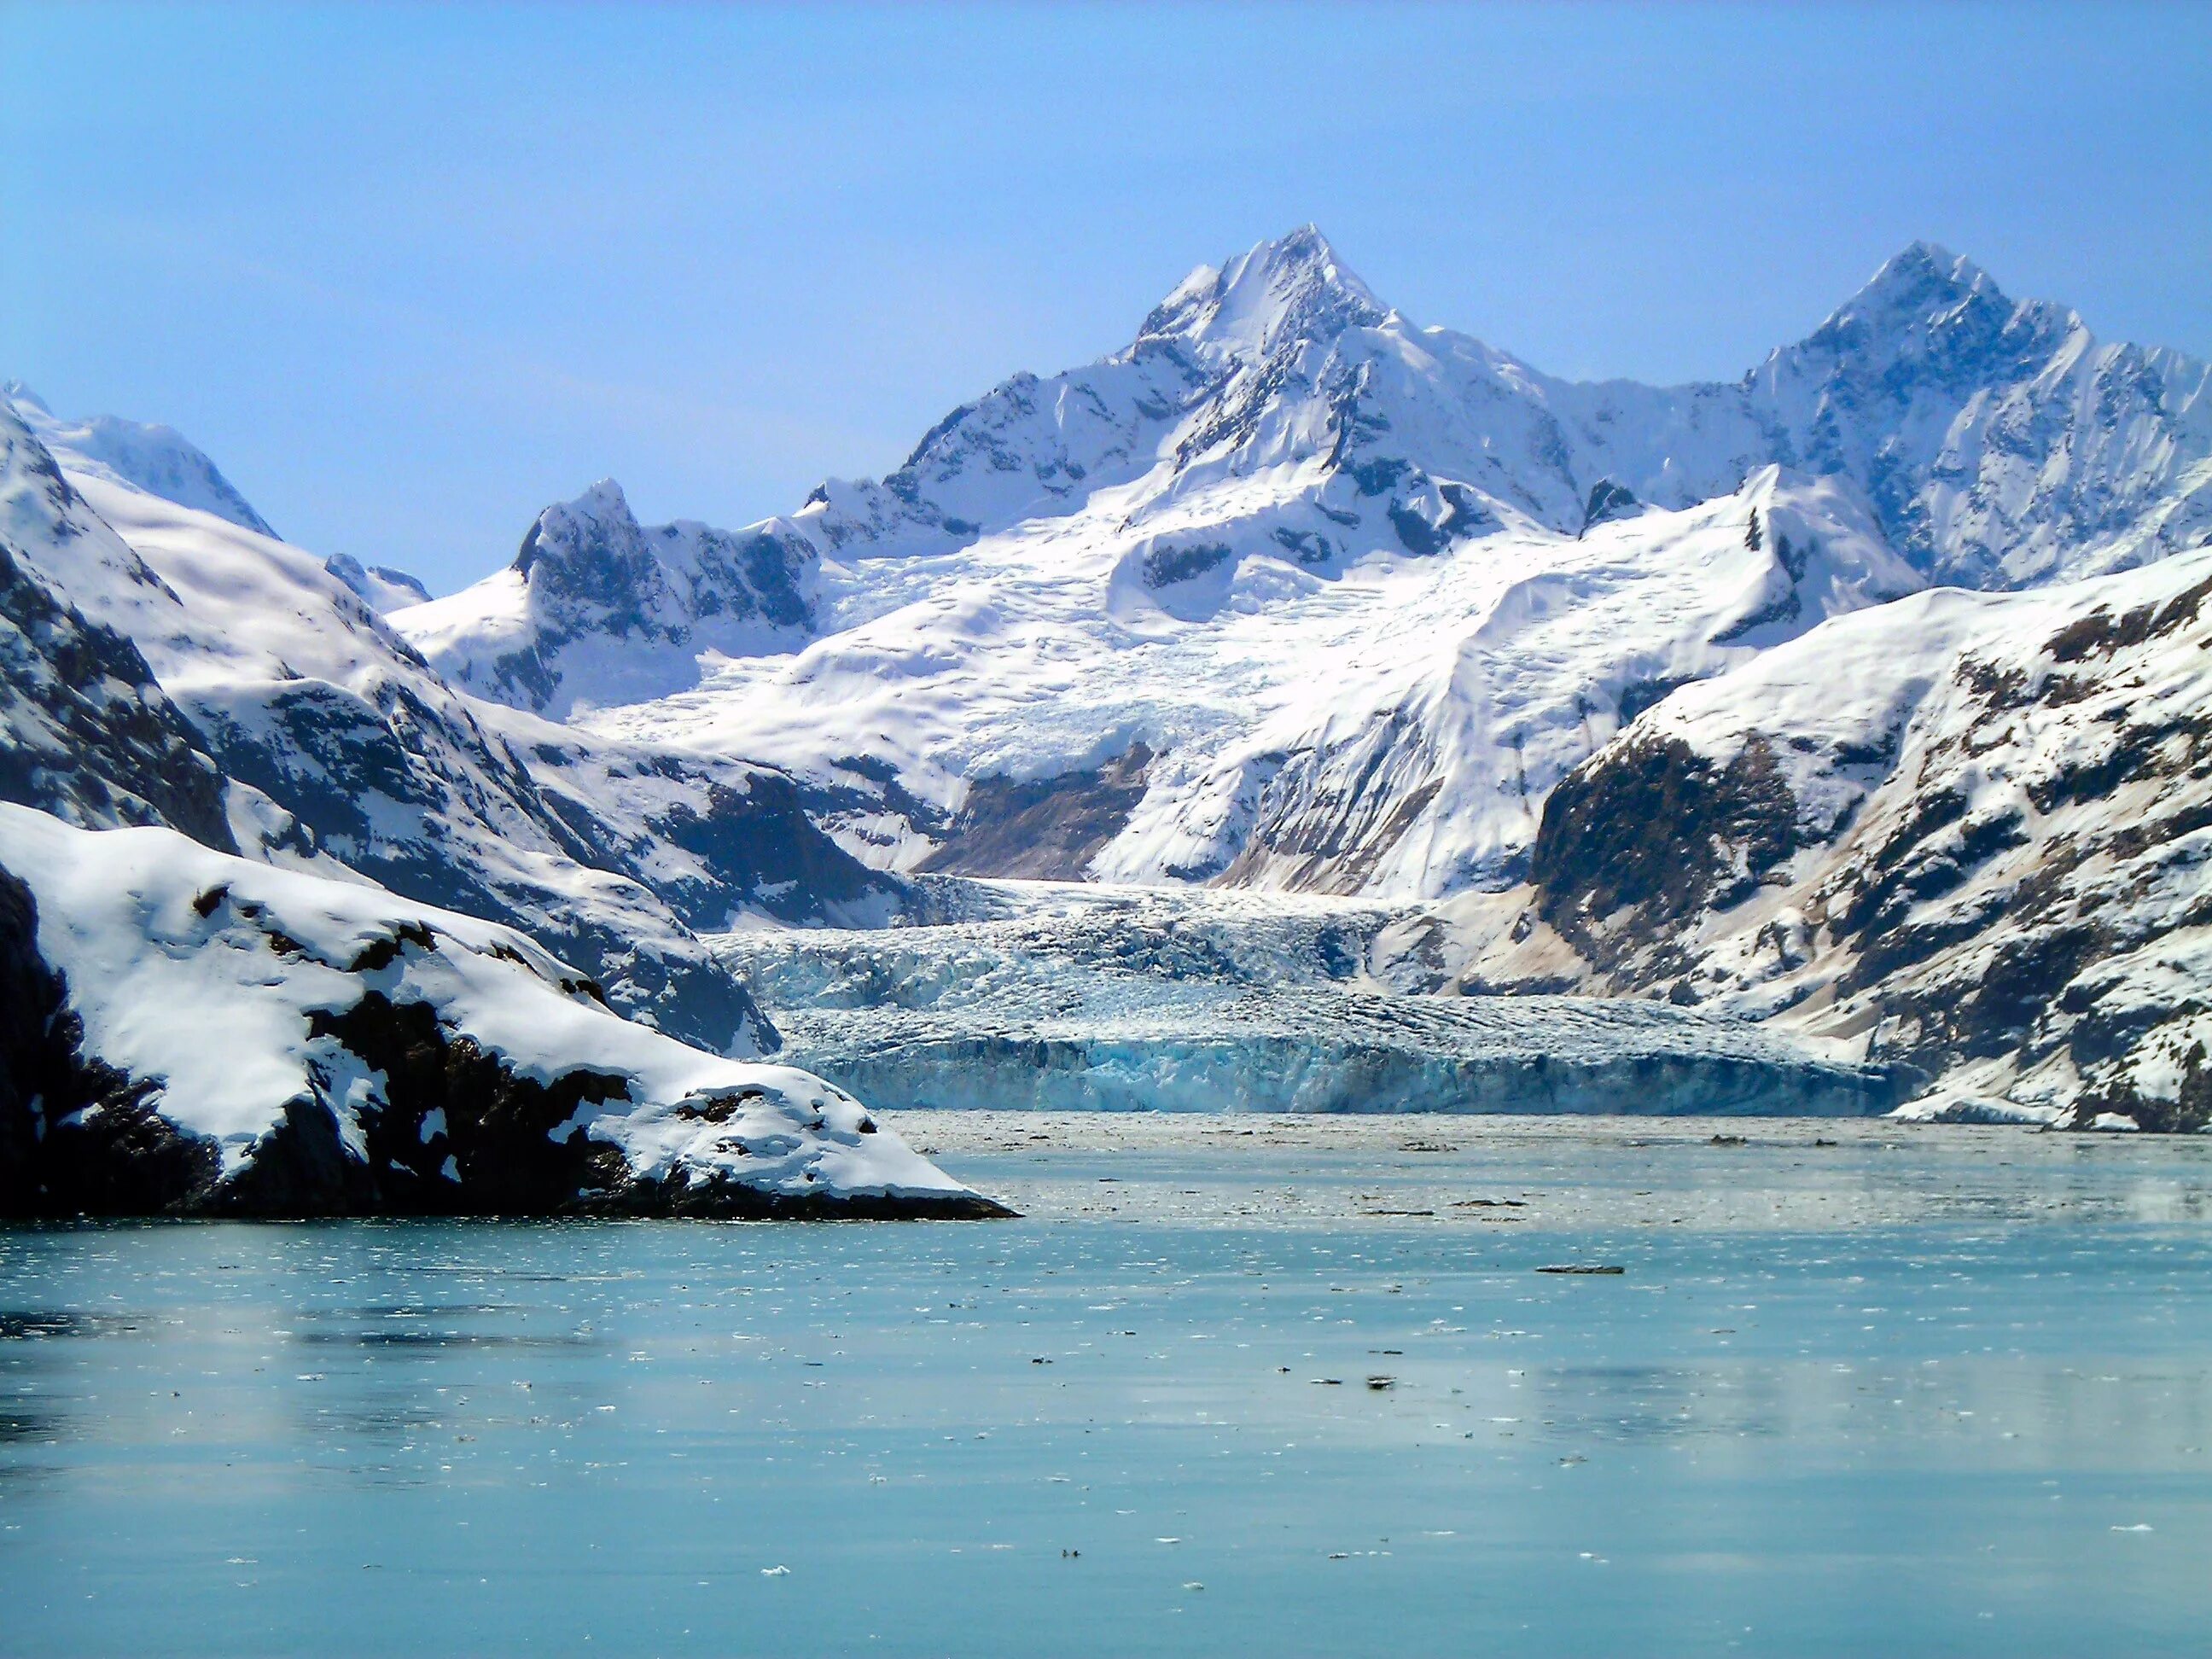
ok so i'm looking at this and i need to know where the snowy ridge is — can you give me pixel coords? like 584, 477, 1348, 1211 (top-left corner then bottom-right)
398, 480, 818, 719
1097, 468, 1918, 894
0, 803, 998, 1217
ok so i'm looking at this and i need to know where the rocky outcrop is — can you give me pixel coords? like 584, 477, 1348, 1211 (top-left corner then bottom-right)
1533, 733, 1798, 974
0, 805, 1006, 1219
1508, 549, 2212, 1129
919, 745, 1153, 880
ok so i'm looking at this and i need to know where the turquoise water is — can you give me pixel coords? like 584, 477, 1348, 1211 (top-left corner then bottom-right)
3, 1117, 2209, 1656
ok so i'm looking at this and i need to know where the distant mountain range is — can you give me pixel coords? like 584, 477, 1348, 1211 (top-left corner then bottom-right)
4, 228, 2209, 1166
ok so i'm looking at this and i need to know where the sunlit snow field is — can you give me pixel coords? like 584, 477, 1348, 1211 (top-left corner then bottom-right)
3, 1115, 2209, 1656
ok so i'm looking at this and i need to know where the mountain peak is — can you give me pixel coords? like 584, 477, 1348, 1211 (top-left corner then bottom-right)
570, 476, 634, 520
1849, 240, 2004, 317
514, 478, 642, 580
1776, 240, 2081, 397
1799, 240, 2064, 358
1139, 224, 1386, 355
1244, 222, 1356, 283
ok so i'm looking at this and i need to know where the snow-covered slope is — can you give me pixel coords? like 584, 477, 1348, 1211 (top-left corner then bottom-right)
0, 405, 899, 1052
1418, 546, 2212, 1130
401, 230, 2208, 900
4, 381, 276, 538
517, 461, 1914, 898
0, 411, 237, 848
0, 803, 999, 1217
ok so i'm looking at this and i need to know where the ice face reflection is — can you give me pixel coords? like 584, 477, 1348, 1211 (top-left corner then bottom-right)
0, 1115, 2208, 1658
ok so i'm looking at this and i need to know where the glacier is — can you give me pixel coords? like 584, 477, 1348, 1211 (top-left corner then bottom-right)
716, 877, 1906, 1115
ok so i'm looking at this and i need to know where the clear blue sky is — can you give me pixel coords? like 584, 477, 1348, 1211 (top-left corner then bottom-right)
4, 3, 2208, 594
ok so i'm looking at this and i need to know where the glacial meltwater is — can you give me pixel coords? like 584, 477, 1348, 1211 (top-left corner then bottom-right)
2, 1115, 2209, 1657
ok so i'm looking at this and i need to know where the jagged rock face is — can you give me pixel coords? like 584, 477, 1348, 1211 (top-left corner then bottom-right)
401, 480, 818, 718
0, 805, 1001, 1219
1511, 547, 2212, 1127
497, 714, 900, 934
402, 228, 2206, 902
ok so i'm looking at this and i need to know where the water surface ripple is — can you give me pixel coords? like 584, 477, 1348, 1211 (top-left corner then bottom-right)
2, 1115, 2207, 1656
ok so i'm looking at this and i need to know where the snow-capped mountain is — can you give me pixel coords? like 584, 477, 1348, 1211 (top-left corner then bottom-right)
3, 381, 437, 612
402, 230, 2209, 905
12, 226, 2212, 1136
1741, 243, 2212, 588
